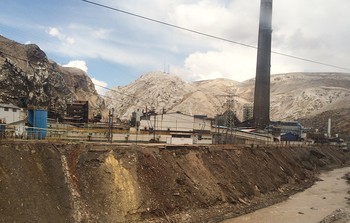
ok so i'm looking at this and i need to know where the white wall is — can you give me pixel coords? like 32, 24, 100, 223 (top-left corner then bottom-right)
169, 137, 193, 145
193, 117, 211, 132
0, 106, 20, 124
140, 113, 194, 132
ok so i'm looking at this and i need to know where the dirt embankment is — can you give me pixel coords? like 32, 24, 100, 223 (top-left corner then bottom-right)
0, 142, 350, 223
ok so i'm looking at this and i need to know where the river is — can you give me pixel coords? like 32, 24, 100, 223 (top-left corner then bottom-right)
221, 167, 350, 223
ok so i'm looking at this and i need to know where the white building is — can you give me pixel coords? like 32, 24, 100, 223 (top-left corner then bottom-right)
0, 103, 25, 136
0, 103, 21, 124
139, 112, 212, 145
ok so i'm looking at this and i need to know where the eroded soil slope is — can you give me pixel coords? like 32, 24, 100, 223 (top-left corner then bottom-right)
0, 142, 350, 223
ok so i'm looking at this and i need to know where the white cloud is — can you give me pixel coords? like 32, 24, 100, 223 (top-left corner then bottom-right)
169, 0, 350, 82
33, 0, 350, 84
169, 0, 259, 48
48, 27, 60, 37
43, 24, 159, 69
172, 46, 257, 82
63, 60, 88, 72
48, 27, 75, 44
91, 78, 108, 95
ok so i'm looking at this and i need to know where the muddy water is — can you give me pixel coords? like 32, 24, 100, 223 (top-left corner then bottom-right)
221, 167, 350, 223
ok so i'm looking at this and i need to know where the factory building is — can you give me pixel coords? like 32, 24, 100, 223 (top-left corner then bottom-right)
139, 112, 212, 145
64, 101, 89, 125
268, 121, 306, 142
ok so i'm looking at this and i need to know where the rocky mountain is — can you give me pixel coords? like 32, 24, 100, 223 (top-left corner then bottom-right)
106, 71, 350, 129
106, 72, 249, 119
2, 35, 348, 135
0, 35, 104, 117
270, 73, 350, 120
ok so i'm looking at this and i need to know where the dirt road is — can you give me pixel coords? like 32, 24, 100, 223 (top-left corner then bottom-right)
221, 167, 350, 223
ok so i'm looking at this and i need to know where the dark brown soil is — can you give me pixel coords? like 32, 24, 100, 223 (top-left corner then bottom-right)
1, 142, 350, 223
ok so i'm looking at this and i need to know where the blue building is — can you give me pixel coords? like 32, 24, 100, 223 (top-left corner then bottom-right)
269, 121, 306, 142
27, 109, 48, 139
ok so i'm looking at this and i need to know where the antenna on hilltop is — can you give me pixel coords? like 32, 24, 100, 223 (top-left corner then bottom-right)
163, 60, 170, 74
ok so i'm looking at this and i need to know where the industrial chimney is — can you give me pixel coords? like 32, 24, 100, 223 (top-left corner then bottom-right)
253, 0, 273, 129
327, 118, 331, 138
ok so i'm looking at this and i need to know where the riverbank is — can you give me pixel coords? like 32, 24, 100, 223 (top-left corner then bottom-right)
319, 172, 350, 223
221, 167, 350, 223
0, 142, 349, 222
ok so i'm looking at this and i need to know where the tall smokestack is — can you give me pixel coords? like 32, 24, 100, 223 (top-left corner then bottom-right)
328, 118, 331, 138
253, 0, 273, 129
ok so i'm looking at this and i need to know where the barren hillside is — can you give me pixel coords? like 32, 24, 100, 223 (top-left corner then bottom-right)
269, 73, 350, 120
105, 72, 350, 125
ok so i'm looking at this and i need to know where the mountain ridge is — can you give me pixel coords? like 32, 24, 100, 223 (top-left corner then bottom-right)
1, 35, 349, 136
105, 71, 350, 124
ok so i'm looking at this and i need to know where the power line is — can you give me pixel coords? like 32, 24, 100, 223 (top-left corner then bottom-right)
4, 48, 138, 99
0, 48, 137, 99
81, 0, 256, 50
94, 83, 137, 99
0, 49, 132, 103
98, 93, 134, 104
0, 50, 29, 62
81, 0, 350, 71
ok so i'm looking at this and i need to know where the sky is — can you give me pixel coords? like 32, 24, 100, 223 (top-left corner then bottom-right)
1, 0, 350, 95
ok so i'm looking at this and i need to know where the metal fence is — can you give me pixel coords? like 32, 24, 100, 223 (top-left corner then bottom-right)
0, 124, 347, 149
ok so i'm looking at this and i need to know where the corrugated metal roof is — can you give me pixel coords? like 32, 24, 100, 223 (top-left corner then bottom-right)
0, 103, 20, 109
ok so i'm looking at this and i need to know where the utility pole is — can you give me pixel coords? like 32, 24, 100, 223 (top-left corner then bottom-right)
253, 0, 273, 129
226, 93, 236, 144
108, 108, 114, 143
214, 105, 221, 145
153, 114, 156, 142
152, 94, 160, 143
217, 92, 237, 144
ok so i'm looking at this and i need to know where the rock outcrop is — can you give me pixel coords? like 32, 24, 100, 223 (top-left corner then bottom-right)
0, 35, 104, 118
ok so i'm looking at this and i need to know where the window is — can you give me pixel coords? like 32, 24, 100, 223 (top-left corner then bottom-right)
172, 134, 191, 138
12, 108, 17, 112
4, 107, 9, 111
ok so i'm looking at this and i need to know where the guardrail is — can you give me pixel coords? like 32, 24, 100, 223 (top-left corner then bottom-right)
0, 124, 347, 149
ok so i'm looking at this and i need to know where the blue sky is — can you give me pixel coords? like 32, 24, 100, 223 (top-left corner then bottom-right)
1, 0, 350, 94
